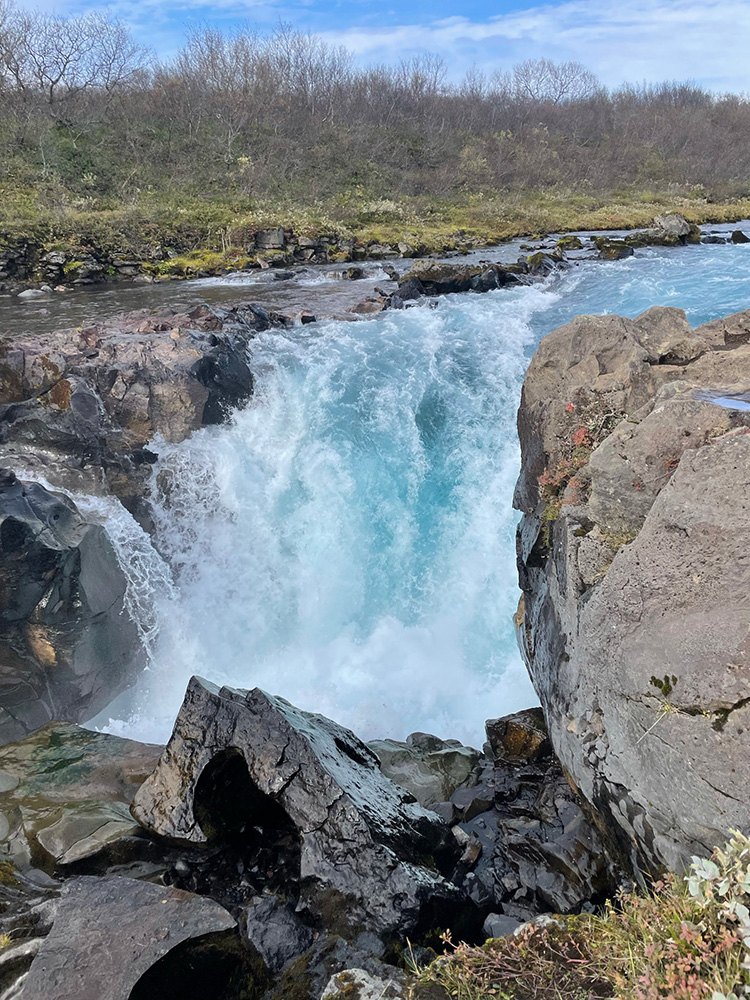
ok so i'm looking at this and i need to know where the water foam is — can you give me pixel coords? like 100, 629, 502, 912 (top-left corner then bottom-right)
98, 283, 562, 745
93, 242, 750, 745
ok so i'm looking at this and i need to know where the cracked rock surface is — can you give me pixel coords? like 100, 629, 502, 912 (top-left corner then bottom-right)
515, 305, 750, 875
132, 676, 459, 936
0, 302, 287, 518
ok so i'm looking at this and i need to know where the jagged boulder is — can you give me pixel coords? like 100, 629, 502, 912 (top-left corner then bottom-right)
0, 473, 145, 745
624, 213, 701, 248
131, 677, 458, 936
514, 305, 750, 876
397, 260, 525, 298
453, 710, 615, 920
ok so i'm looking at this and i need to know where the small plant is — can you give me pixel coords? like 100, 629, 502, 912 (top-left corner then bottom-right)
537, 394, 621, 544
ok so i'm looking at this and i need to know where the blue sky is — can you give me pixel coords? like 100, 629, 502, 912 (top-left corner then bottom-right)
18, 0, 750, 92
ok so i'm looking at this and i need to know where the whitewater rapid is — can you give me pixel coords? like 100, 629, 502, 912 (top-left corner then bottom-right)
91, 241, 750, 746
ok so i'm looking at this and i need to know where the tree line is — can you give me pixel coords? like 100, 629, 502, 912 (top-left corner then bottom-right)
0, 1, 748, 214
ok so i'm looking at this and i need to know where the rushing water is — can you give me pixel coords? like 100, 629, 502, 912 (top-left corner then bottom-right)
80, 239, 750, 747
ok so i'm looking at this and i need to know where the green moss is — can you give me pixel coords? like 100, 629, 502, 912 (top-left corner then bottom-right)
0, 862, 20, 886
556, 234, 583, 250
650, 674, 678, 698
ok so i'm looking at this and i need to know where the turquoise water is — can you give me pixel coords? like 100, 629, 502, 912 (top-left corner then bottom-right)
99, 242, 750, 746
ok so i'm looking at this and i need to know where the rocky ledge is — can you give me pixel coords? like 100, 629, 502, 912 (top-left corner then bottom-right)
514, 304, 750, 876
0, 677, 617, 999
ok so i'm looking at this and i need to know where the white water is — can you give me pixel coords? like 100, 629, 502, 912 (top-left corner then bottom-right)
93, 242, 750, 746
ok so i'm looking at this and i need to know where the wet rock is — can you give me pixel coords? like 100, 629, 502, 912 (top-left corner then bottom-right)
702, 235, 727, 244
242, 894, 314, 973
350, 293, 387, 315
653, 212, 692, 238
525, 251, 562, 275
455, 713, 614, 920
132, 677, 458, 936
625, 213, 700, 248
400, 261, 523, 297
556, 235, 583, 251
0, 722, 161, 870
0, 474, 146, 745
514, 305, 750, 876
0, 302, 280, 516
0, 865, 59, 963
369, 733, 480, 808
18, 875, 243, 1000
731, 230, 750, 243
595, 239, 634, 260
485, 709, 549, 765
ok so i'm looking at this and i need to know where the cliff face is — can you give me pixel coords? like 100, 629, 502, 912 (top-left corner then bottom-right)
514, 306, 750, 875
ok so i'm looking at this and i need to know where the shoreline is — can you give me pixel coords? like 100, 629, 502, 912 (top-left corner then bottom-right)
2, 201, 750, 296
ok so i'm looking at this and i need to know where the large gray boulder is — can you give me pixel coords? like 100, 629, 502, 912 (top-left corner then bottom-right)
17, 876, 240, 1000
0, 473, 145, 746
131, 677, 457, 936
515, 305, 750, 875
368, 732, 480, 808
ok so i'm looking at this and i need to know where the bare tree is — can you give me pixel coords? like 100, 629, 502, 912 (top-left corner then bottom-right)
511, 58, 600, 104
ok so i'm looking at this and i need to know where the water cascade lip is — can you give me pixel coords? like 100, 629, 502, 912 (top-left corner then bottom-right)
80, 241, 750, 747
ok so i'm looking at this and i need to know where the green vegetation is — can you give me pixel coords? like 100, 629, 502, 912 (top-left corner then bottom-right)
0, 7, 749, 275
415, 832, 750, 1000
538, 396, 622, 543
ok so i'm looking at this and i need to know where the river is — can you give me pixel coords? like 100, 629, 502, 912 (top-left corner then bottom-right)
10, 230, 748, 747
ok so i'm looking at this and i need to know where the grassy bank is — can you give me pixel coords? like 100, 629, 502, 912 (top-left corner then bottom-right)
415, 833, 750, 1000
2, 186, 750, 286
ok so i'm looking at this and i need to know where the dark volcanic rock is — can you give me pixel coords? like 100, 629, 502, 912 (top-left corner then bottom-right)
132, 677, 458, 936
0, 473, 146, 745
514, 304, 750, 876
731, 229, 750, 243
452, 712, 615, 920
18, 875, 243, 1000
0, 722, 162, 870
242, 895, 315, 973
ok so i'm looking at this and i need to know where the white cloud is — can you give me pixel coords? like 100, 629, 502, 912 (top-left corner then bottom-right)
9, 0, 749, 91
320, 0, 750, 92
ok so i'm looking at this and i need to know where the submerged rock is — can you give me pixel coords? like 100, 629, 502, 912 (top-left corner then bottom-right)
514, 304, 750, 875
0, 474, 146, 745
132, 677, 458, 936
